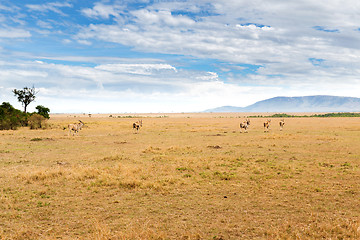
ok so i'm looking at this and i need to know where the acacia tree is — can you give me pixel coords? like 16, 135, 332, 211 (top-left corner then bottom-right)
13, 86, 38, 113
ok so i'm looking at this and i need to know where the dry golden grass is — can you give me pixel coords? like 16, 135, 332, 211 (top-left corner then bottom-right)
0, 113, 359, 239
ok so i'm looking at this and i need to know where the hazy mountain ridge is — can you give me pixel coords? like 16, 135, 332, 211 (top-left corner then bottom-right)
205, 95, 360, 112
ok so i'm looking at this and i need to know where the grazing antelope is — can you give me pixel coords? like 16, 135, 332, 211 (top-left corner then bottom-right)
279, 119, 285, 131
68, 120, 84, 136
263, 119, 271, 132
133, 119, 142, 133
239, 118, 250, 133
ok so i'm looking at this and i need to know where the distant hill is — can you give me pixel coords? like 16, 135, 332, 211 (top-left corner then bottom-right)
205, 95, 360, 112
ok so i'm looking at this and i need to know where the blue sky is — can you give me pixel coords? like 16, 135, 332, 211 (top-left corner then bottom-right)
1, 0, 360, 113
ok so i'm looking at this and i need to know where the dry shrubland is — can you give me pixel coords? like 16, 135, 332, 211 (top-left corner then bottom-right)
0, 113, 359, 239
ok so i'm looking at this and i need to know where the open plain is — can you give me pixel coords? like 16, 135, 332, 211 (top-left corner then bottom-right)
0, 113, 359, 239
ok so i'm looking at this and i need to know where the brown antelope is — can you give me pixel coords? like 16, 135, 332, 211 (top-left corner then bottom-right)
133, 119, 142, 133
263, 119, 271, 132
279, 119, 285, 131
68, 120, 84, 136
239, 118, 250, 133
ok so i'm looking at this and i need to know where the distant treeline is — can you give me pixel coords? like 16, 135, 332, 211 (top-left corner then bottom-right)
249, 113, 360, 118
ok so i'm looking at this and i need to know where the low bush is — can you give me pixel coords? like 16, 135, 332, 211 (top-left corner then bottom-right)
0, 102, 27, 130
28, 113, 48, 129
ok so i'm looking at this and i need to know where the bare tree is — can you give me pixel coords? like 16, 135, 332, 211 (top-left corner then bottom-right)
12, 86, 38, 113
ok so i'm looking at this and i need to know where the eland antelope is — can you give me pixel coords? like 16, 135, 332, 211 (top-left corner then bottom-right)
279, 119, 285, 131
68, 120, 84, 136
264, 119, 271, 132
239, 118, 250, 133
133, 119, 142, 133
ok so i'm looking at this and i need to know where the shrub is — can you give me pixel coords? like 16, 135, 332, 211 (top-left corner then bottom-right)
30, 138, 43, 141
28, 113, 48, 129
0, 102, 27, 130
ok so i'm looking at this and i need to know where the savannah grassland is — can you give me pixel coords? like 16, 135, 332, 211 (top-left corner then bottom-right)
0, 113, 359, 239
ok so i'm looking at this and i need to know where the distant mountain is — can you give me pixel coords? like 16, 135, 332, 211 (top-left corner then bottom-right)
205, 95, 360, 112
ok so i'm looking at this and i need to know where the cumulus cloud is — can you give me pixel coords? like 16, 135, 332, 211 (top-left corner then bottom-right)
131, 9, 195, 26
81, 2, 123, 19
76, 1, 360, 77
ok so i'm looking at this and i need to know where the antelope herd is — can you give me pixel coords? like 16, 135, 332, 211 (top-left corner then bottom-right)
239, 118, 285, 133
66, 117, 286, 136
67, 119, 144, 135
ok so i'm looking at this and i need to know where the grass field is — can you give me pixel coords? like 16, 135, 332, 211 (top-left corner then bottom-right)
0, 113, 359, 239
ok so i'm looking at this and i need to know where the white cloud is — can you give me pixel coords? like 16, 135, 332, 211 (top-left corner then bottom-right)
62, 39, 72, 44
2, 56, 360, 113
132, 9, 195, 27
81, 3, 123, 19
196, 72, 218, 81
77, 39, 92, 45
26, 2, 72, 15
36, 20, 53, 29
76, 1, 360, 74
0, 4, 17, 12
95, 63, 177, 75
0, 69, 47, 78
0, 58, 248, 112
0, 28, 31, 38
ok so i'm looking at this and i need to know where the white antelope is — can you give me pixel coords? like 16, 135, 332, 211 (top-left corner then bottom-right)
279, 119, 285, 131
133, 119, 142, 133
239, 118, 250, 133
68, 120, 84, 136
264, 119, 271, 132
